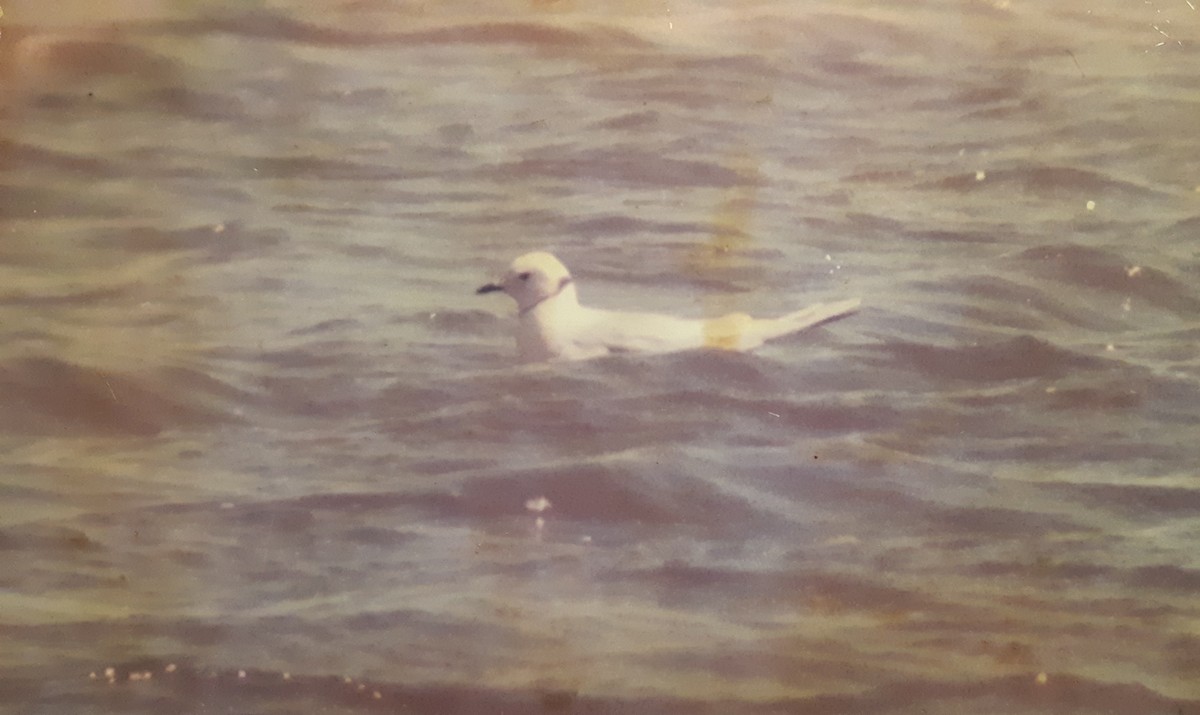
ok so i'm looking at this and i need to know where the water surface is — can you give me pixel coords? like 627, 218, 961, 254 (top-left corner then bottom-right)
2, 0, 1199, 712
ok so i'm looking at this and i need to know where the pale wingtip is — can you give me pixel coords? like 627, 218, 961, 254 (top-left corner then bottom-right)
816, 297, 862, 317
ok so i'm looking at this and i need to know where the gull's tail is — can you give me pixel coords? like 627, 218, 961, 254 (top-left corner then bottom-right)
702, 298, 861, 351
748, 298, 862, 347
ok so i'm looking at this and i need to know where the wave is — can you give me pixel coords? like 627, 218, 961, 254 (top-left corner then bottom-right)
487, 147, 747, 189
929, 165, 1171, 201
1014, 244, 1200, 314
915, 273, 1123, 331
859, 334, 1107, 383
14, 657, 1198, 714
94, 222, 286, 263
0, 184, 123, 219
0, 139, 115, 178
149, 14, 650, 52
0, 357, 243, 436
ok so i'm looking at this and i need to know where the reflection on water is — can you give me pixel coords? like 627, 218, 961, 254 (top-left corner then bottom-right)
2, 0, 1199, 712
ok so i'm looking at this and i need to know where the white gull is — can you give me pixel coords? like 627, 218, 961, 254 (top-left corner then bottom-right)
477, 251, 860, 363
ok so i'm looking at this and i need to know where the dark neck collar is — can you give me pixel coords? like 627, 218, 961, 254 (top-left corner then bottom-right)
519, 276, 573, 316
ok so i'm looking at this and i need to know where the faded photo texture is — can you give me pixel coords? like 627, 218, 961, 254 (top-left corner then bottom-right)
1, 0, 1198, 713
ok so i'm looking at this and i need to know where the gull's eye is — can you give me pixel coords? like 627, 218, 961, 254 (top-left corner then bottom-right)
518, 272, 532, 281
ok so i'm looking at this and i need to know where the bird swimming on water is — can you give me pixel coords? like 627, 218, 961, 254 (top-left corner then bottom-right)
477, 251, 860, 363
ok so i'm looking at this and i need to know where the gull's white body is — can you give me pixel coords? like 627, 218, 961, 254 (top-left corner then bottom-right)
478, 252, 860, 363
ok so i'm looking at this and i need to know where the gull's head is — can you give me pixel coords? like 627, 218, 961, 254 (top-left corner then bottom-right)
476, 251, 574, 312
